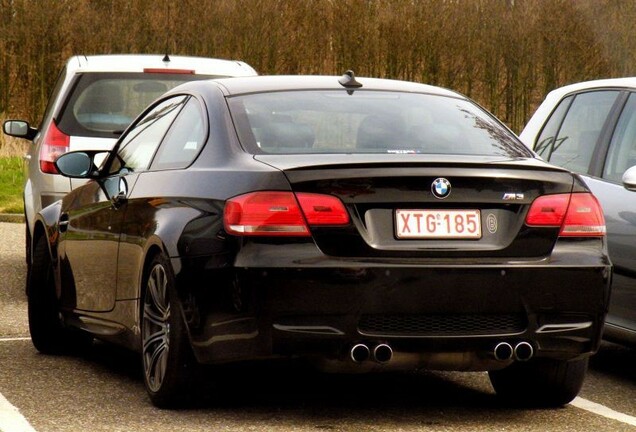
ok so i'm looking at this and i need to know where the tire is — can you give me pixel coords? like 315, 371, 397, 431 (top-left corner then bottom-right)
489, 357, 588, 407
25, 222, 31, 268
28, 235, 91, 354
25, 223, 31, 296
141, 253, 196, 408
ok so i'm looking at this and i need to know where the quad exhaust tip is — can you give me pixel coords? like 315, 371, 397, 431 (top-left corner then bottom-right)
493, 341, 534, 362
373, 344, 393, 364
350, 343, 393, 364
494, 342, 514, 361
350, 343, 371, 363
514, 341, 534, 362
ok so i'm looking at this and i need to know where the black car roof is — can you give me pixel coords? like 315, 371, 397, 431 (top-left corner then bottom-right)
194, 74, 464, 98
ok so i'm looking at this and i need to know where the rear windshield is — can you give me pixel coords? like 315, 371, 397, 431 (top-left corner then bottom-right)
57, 72, 218, 138
228, 90, 531, 158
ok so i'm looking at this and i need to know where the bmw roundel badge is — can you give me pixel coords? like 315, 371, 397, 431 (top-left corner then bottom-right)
431, 178, 451, 199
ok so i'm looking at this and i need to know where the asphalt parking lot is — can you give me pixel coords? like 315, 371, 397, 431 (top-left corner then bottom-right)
1, 221, 635, 431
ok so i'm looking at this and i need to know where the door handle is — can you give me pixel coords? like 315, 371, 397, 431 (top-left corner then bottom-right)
111, 177, 128, 209
59, 213, 69, 233
111, 190, 127, 208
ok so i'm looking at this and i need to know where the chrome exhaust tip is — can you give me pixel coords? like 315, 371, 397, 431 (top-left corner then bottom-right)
493, 342, 514, 361
350, 343, 370, 363
373, 344, 393, 364
514, 341, 534, 361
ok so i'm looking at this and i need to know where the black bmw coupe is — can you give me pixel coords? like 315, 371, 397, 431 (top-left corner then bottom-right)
30, 72, 611, 407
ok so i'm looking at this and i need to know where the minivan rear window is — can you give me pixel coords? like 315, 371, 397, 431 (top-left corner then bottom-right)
57, 72, 217, 138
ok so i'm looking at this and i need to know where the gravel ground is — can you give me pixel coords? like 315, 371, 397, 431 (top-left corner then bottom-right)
0, 222, 28, 336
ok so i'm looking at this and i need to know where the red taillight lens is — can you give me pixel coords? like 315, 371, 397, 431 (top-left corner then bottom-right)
224, 192, 310, 236
223, 191, 349, 236
39, 122, 70, 174
296, 193, 350, 225
526, 193, 606, 237
525, 194, 569, 226
560, 193, 606, 237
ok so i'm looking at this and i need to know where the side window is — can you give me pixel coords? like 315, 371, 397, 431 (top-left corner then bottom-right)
603, 93, 636, 183
115, 95, 187, 172
150, 98, 206, 170
540, 91, 619, 174
39, 66, 68, 129
534, 96, 572, 159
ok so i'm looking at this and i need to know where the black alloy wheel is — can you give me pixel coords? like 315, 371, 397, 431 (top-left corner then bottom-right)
141, 253, 195, 408
28, 234, 91, 354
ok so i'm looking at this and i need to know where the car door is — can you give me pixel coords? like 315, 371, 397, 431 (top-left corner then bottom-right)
585, 93, 636, 332
114, 95, 206, 302
57, 173, 123, 312
58, 95, 187, 312
533, 89, 636, 333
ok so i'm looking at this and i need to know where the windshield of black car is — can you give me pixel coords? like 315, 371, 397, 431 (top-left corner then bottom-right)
228, 90, 531, 158
56, 72, 219, 138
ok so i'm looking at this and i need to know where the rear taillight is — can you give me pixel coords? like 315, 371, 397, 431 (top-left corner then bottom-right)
560, 193, 606, 236
39, 122, 70, 174
223, 191, 349, 236
526, 193, 606, 237
525, 194, 569, 226
296, 193, 350, 225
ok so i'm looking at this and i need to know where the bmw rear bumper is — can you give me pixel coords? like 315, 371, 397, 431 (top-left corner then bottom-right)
179, 239, 611, 370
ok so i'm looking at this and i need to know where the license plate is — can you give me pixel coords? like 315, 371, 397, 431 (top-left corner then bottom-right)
395, 209, 482, 239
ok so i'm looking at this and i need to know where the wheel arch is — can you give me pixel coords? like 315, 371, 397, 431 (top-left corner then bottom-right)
29, 201, 63, 297
138, 243, 166, 301
23, 190, 32, 267
28, 221, 49, 299
31, 215, 48, 239
137, 240, 186, 321
137, 240, 199, 354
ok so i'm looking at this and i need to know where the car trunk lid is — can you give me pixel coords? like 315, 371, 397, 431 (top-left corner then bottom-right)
254, 154, 576, 259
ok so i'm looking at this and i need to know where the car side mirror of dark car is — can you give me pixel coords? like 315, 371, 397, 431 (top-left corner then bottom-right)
55, 151, 111, 179
622, 166, 636, 192
3, 120, 38, 140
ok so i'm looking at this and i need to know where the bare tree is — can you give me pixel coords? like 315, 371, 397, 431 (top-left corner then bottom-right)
2, 0, 636, 154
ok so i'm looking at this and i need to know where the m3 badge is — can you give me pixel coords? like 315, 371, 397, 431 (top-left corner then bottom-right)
503, 192, 524, 201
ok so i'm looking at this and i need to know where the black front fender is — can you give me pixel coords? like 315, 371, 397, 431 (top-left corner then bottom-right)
33, 200, 63, 264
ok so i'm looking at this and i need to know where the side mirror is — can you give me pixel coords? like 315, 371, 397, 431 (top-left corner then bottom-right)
622, 166, 636, 192
55, 151, 111, 179
3, 120, 37, 140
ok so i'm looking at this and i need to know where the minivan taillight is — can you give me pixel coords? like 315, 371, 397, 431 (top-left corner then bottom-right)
525, 193, 606, 237
143, 68, 195, 74
39, 122, 70, 174
224, 191, 350, 236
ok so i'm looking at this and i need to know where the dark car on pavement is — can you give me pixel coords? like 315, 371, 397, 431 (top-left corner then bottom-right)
519, 78, 636, 347
30, 73, 611, 408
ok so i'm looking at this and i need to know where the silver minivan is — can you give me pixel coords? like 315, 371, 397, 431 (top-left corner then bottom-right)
3, 54, 257, 266
519, 77, 636, 346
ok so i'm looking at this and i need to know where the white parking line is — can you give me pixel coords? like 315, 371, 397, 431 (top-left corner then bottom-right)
0, 337, 36, 432
0, 337, 31, 342
571, 397, 636, 427
0, 392, 37, 432
0, 333, 634, 432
